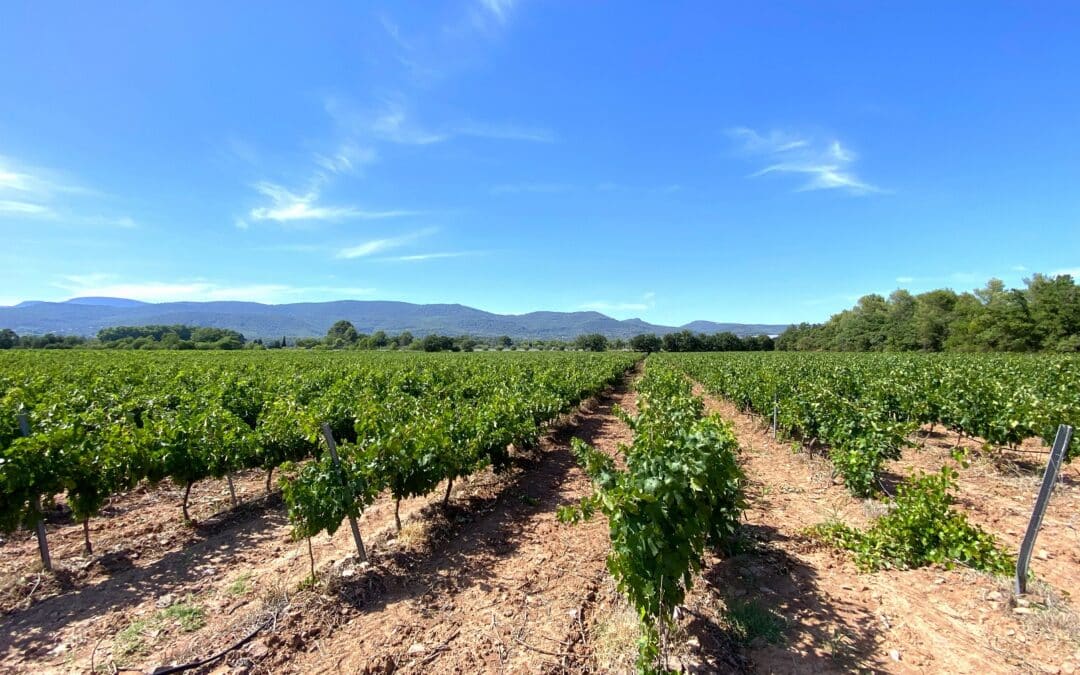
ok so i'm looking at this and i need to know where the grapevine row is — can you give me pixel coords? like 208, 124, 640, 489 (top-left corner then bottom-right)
0, 351, 639, 569
662, 352, 1080, 496
561, 361, 746, 671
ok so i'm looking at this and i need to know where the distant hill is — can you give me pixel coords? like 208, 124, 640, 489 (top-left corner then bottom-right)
680, 320, 787, 337
64, 296, 149, 308
0, 298, 789, 341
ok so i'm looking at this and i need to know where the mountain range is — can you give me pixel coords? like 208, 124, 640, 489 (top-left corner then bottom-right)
0, 298, 789, 341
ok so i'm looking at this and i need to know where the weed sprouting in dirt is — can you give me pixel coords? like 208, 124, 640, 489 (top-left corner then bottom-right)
160, 598, 206, 631
810, 466, 1013, 574
724, 598, 786, 645
226, 572, 254, 596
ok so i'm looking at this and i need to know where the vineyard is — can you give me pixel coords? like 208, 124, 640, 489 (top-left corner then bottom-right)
662, 352, 1080, 496
0, 350, 1078, 673
0, 350, 638, 569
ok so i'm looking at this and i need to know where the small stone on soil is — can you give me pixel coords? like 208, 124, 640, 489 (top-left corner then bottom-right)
246, 639, 270, 659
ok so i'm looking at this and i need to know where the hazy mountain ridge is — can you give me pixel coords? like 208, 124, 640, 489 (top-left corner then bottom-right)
0, 298, 789, 340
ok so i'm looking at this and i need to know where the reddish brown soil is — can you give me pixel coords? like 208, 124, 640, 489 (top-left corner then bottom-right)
0, 374, 638, 674
677, 388, 1080, 674
0, 468, 447, 673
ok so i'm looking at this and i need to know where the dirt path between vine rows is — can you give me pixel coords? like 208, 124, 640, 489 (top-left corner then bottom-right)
244, 371, 641, 674
0, 369, 643, 674
678, 386, 1080, 674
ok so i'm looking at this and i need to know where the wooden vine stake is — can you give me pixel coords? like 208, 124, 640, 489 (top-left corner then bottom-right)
771, 394, 778, 439
226, 474, 239, 508
18, 412, 52, 572
320, 423, 367, 563
1015, 424, 1073, 595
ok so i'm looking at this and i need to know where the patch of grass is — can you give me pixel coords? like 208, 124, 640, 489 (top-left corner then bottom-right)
160, 599, 205, 631
516, 492, 541, 506
725, 599, 785, 646
112, 596, 206, 663
810, 467, 1013, 575
590, 593, 640, 673
113, 618, 150, 660
995, 577, 1080, 645
396, 520, 430, 548
824, 627, 854, 660
226, 572, 254, 596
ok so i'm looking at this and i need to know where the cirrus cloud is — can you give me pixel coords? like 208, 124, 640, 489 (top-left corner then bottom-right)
728, 127, 884, 195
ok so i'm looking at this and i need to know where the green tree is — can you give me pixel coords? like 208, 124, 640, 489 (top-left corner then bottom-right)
1025, 274, 1080, 350
0, 329, 17, 349
833, 294, 889, 351
326, 320, 359, 347
574, 333, 609, 352
421, 334, 455, 352
629, 333, 662, 353
455, 336, 478, 352
884, 290, 919, 351
913, 289, 958, 351
370, 330, 389, 348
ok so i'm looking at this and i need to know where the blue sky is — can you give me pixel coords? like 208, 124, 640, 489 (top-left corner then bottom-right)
1, 1, 1078, 325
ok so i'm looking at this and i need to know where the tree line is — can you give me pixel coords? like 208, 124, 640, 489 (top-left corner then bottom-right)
318, 322, 776, 353
0, 320, 779, 353
777, 273, 1080, 352
626, 330, 775, 353
0, 325, 248, 350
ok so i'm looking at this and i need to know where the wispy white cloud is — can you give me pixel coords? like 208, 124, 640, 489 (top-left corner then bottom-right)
377, 12, 412, 51
377, 251, 480, 262
54, 274, 376, 303
369, 103, 449, 145
247, 181, 415, 224
728, 128, 809, 155
0, 155, 96, 198
325, 96, 553, 147
453, 0, 519, 36
314, 143, 378, 175
0, 199, 51, 215
729, 127, 883, 195
223, 137, 261, 167
479, 0, 516, 22
1012, 264, 1028, 272
896, 276, 915, 284
337, 227, 437, 259
0, 154, 134, 225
